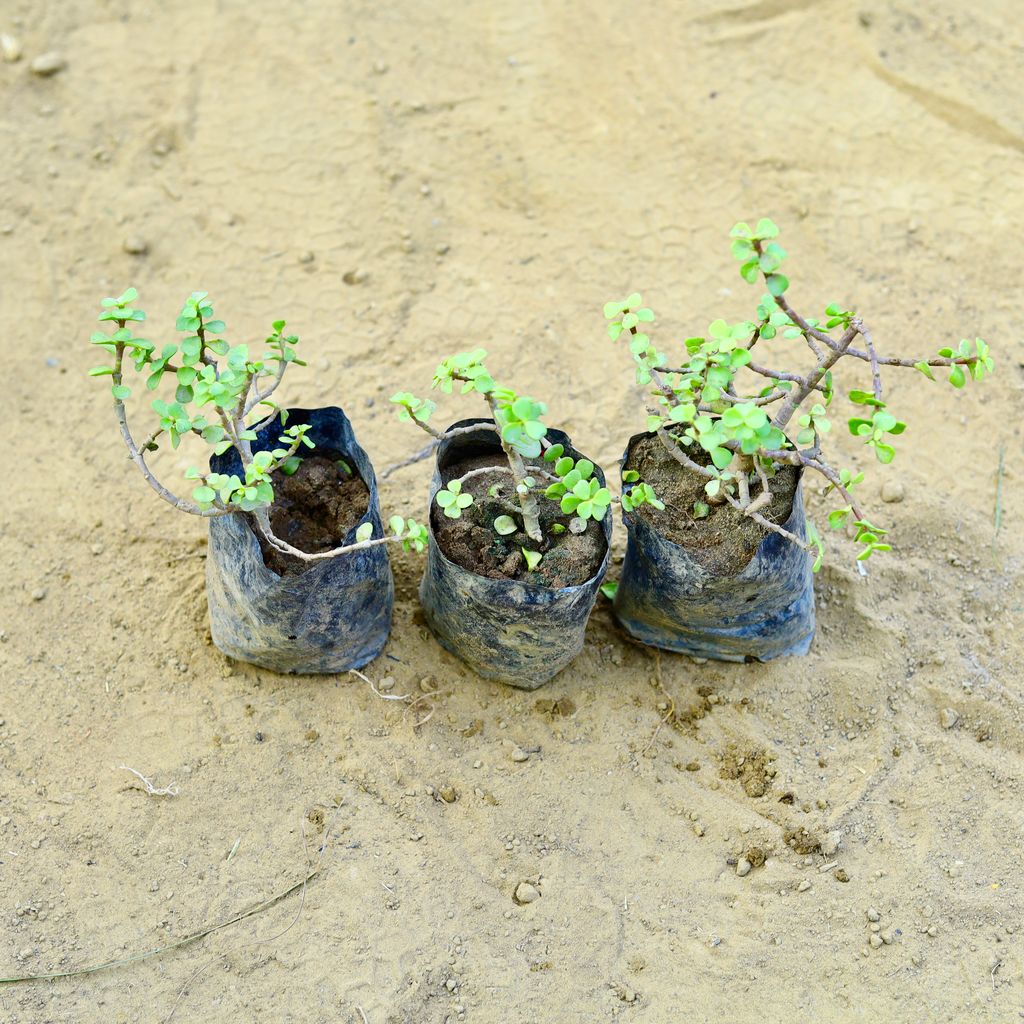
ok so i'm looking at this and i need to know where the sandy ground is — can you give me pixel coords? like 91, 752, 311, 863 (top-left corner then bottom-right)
1, 1, 1023, 1021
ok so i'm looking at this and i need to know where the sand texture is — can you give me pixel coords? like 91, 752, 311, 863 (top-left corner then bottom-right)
1, 1, 1022, 1021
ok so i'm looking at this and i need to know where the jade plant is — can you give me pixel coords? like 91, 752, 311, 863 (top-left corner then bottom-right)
90, 288, 428, 560
605, 219, 992, 568
391, 350, 662, 572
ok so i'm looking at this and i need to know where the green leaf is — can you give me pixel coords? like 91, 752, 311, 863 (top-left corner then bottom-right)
874, 442, 896, 464
88, 366, 115, 377
949, 365, 966, 388
356, 523, 373, 543
521, 548, 542, 572
731, 238, 754, 260
600, 581, 618, 600
193, 485, 216, 504
708, 446, 732, 470
494, 515, 517, 536
111, 384, 131, 401
765, 273, 789, 297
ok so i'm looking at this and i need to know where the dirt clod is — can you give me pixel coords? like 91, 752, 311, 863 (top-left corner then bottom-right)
432, 453, 606, 588
719, 746, 776, 798
257, 451, 370, 576
624, 434, 799, 574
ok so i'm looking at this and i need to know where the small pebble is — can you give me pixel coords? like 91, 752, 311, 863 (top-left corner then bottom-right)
869, 934, 883, 949
834, 868, 850, 883
377, 676, 395, 692
123, 236, 149, 255
867, 907, 881, 922
880, 480, 905, 503
735, 858, 752, 878
445, 977, 457, 992
821, 831, 842, 857
939, 708, 959, 730
438, 785, 457, 804
30, 52, 66, 76
927, 925, 938, 937
514, 881, 540, 904
797, 879, 811, 892
297, 250, 315, 264
342, 268, 368, 285
509, 745, 529, 763
1, 33, 22, 62
31, 588, 46, 601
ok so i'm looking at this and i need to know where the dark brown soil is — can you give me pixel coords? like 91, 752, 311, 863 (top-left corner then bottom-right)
625, 432, 800, 575
255, 450, 370, 576
432, 453, 607, 588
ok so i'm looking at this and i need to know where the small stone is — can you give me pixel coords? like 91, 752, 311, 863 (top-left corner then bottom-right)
939, 708, 959, 730
445, 977, 457, 992
880, 929, 894, 945
297, 250, 315, 264
821, 831, 842, 857
342, 268, 368, 285
123, 236, 149, 255
869, 934, 883, 948
19, 947, 33, 960
797, 879, 811, 892
304, 729, 319, 743
30, 52, 66, 76
372, 60, 389, 74
881, 480, 905, 504
927, 925, 938, 937
510, 745, 529, 763
438, 785, 457, 804
513, 881, 540, 904
418, 676, 437, 693
1, 34, 22, 62
834, 868, 850, 883
867, 907, 881, 922
377, 676, 395, 692
735, 858, 752, 878
31, 588, 46, 601
90, 543, 104, 556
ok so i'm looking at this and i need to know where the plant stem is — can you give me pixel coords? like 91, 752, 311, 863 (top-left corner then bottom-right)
483, 394, 543, 542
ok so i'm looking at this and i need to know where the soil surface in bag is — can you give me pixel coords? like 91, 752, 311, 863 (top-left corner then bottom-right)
254, 449, 370, 576
432, 453, 606, 588
625, 433, 800, 574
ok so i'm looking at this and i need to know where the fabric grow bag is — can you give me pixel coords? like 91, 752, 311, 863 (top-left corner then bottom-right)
419, 419, 612, 689
613, 432, 815, 662
206, 406, 393, 674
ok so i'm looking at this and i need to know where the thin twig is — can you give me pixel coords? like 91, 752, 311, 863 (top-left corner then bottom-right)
120, 765, 179, 797
994, 444, 1005, 542
349, 668, 410, 702
0, 870, 319, 987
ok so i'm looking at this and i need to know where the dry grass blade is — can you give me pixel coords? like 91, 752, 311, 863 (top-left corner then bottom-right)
0, 869, 319, 987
